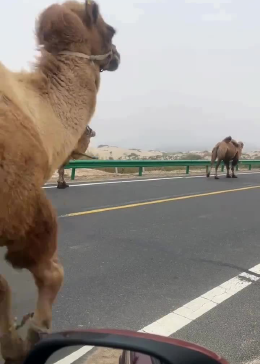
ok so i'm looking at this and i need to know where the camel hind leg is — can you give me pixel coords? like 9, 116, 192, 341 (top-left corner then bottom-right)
1, 189, 64, 362
224, 160, 231, 178
207, 162, 216, 178
214, 159, 222, 179
206, 164, 212, 178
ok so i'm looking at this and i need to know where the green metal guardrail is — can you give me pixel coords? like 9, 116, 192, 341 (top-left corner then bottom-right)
64, 160, 260, 180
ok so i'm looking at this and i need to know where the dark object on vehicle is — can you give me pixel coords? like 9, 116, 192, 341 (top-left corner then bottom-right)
23, 329, 229, 364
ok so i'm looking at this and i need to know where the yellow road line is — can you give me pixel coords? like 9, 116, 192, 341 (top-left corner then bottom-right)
61, 185, 260, 218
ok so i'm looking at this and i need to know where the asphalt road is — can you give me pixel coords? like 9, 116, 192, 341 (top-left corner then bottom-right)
1, 172, 260, 364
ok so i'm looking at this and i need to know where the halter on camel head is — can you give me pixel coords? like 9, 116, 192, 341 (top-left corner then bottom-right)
58, 49, 115, 72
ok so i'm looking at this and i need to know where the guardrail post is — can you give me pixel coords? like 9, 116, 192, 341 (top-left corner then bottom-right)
139, 167, 143, 176
115, 167, 118, 174
236, 165, 239, 171
186, 166, 190, 174
71, 168, 76, 180
248, 164, 252, 171
221, 165, 224, 172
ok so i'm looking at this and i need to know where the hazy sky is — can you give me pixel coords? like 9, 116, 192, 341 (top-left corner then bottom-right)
1, 0, 260, 151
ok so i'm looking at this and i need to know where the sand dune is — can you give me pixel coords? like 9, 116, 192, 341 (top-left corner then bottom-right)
88, 145, 164, 160
48, 145, 260, 184
87, 145, 258, 161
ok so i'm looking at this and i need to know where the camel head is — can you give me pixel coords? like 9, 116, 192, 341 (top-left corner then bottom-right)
36, 0, 120, 72
71, 125, 96, 156
238, 141, 244, 152
237, 141, 244, 158
238, 141, 244, 149
86, 125, 96, 138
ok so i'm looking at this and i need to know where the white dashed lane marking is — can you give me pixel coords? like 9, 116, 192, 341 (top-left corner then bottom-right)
55, 263, 260, 364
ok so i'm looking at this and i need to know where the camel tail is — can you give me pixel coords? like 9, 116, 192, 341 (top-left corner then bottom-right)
210, 145, 219, 165
207, 145, 219, 177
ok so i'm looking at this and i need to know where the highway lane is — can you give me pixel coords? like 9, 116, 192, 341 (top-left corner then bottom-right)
55, 179, 260, 364
1, 173, 260, 364
52, 185, 260, 330
45, 172, 260, 216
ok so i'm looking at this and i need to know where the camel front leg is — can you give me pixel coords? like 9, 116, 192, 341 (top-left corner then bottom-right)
57, 165, 69, 189
1, 188, 64, 362
0, 275, 25, 362
26, 254, 64, 350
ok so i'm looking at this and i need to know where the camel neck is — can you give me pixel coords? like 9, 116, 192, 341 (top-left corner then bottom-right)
49, 58, 99, 130
34, 56, 101, 175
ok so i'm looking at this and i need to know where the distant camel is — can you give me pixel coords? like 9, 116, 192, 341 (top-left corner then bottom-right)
57, 126, 96, 189
206, 136, 244, 179
0, 0, 120, 362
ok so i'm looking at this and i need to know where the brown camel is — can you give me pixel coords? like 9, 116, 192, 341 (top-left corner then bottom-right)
0, 1, 120, 362
57, 125, 96, 189
206, 136, 244, 179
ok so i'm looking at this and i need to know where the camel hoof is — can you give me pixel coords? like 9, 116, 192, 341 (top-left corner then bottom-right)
214, 176, 219, 180
23, 319, 51, 355
0, 332, 25, 362
226, 175, 231, 178
26, 326, 47, 346
57, 182, 69, 189
232, 175, 238, 178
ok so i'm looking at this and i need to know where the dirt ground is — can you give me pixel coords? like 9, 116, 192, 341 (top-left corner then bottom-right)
47, 168, 209, 184
78, 347, 122, 364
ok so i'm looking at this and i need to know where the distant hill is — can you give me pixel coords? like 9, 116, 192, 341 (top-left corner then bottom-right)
87, 145, 260, 161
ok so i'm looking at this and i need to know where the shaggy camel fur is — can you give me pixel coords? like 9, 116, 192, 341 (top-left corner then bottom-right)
57, 125, 96, 189
206, 136, 244, 179
0, 0, 120, 362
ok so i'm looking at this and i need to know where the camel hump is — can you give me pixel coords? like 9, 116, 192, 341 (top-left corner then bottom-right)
223, 136, 232, 143
231, 139, 239, 148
